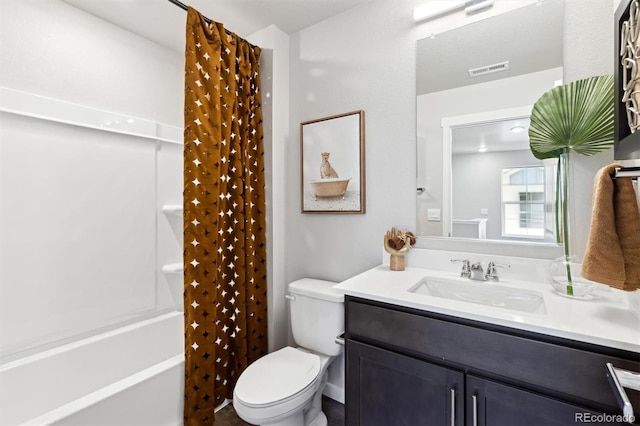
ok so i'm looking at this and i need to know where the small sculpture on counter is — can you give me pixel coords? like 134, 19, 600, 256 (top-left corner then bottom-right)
383, 227, 416, 271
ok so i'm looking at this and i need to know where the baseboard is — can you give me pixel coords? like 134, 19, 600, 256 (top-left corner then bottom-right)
322, 383, 344, 404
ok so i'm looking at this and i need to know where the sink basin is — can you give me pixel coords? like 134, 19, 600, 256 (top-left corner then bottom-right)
408, 278, 547, 314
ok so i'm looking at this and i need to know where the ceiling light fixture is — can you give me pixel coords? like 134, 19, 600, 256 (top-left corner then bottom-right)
478, 146, 488, 153
413, 1, 465, 22
413, 0, 494, 23
465, 0, 494, 15
510, 125, 525, 133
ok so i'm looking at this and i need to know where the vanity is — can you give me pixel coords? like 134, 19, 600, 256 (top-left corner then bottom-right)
333, 251, 640, 425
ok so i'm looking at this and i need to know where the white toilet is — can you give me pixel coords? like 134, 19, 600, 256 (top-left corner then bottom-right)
233, 278, 344, 426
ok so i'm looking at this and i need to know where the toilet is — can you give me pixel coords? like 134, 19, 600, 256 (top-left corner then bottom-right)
233, 278, 344, 426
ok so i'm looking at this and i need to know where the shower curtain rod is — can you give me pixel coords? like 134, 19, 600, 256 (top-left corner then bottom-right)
168, 0, 257, 48
168, 0, 213, 24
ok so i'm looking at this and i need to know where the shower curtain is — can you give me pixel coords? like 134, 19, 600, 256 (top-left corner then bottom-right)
183, 8, 268, 425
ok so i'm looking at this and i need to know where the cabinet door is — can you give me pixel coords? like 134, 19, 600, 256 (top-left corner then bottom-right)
467, 375, 620, 426
346, 340, 464, 426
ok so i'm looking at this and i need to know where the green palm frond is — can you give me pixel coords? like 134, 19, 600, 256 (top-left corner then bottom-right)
529, 75, 614, 160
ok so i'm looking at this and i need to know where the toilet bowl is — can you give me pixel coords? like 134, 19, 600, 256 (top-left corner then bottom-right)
233, 347, 331, 426
232, 279, 344, 426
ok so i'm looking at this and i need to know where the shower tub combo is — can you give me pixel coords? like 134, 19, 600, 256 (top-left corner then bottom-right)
0, 311, 184, 426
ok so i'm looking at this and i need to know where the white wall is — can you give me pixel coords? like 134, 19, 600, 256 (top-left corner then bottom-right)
288, 2, 417, 283
247, 25, 291, 352
0, 0, 183, 126
562, 0, 639, 260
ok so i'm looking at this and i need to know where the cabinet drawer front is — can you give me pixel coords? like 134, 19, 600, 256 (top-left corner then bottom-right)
346, 298, 640, 412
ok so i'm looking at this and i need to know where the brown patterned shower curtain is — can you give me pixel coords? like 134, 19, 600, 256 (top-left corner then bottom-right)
183, 8, 268, 425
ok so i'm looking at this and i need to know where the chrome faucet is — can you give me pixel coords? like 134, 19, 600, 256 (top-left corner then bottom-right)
451, 259, 471, 278
452, 260, 511, 281
470, 262, 485, 281
484, 261, 510, 281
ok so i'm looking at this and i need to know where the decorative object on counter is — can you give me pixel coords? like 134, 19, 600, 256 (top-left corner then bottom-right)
529, 75, 614, 296
549, 256, 597, 299
581, 163, 640, 292
383, 227, 416, 271
301, 110, 366, 214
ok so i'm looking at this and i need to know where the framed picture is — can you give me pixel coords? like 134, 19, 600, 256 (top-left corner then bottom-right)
300, 110, 365, 213
615, 0, 640, 160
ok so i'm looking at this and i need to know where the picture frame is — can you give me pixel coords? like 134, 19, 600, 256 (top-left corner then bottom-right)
300, 110, 365, 213
614, 0, 640, 160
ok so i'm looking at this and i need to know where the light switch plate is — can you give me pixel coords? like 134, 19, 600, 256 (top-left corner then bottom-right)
427, 208, 441, 221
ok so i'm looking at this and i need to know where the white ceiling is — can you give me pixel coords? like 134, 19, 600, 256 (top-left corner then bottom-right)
60, 0, 370, 53
452, 117, 531, 155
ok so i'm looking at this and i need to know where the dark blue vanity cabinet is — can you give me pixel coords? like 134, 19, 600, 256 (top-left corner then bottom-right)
344, 296, 640, 426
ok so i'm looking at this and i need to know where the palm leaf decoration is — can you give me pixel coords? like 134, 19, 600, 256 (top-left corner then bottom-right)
529, 75, 614, 159
528, 75, 614, 296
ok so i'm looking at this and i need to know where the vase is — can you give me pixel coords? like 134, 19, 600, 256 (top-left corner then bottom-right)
550, 255, 596, 298
549, 150, 596, 298
390, 254, 405, 271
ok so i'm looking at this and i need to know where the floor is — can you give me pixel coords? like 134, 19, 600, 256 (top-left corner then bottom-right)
216, 396, 345, 426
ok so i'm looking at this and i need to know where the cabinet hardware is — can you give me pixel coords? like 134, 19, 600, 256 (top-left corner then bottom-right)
606, 362, 640, 422
472, 394, 478, 426
450, 388, 456, 426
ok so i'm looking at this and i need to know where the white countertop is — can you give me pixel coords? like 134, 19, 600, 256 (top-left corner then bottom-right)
333, 265, 640, 353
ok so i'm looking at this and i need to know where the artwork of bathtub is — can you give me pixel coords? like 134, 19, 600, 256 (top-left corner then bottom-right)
310, 178, 351, 198
0, 311, 184, 426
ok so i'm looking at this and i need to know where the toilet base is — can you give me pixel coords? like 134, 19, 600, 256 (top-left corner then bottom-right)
260, 410, 304, 426
258, 409, 327, 426
307, 411, 327, 426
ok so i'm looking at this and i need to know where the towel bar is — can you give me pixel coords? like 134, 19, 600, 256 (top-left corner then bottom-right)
612, 166, 640, 180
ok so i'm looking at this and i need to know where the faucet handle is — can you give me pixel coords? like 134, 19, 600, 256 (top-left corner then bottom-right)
451, 259, 471, 278
485, 261, 510, 281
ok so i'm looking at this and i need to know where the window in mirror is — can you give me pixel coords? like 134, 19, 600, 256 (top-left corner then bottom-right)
501, 166, 545, 239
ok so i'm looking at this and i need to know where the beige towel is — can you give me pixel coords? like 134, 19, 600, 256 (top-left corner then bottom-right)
582, 164, 640, 291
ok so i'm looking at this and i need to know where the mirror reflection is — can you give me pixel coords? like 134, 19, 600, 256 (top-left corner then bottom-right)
416, 0, 564, 243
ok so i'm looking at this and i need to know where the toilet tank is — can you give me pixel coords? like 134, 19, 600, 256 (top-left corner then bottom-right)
288, 279, 344, 356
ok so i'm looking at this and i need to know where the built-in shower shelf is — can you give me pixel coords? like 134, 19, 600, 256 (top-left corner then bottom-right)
161, 205, 183, 215
161, 263, 183, 274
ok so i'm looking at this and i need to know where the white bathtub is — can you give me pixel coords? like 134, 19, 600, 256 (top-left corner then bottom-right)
0, 311, 184, 426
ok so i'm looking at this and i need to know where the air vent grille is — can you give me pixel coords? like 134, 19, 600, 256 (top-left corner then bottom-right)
468, 61, 510, 77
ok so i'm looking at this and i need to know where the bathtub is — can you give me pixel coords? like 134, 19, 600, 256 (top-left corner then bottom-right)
309, 178, 351, 198
0, 311, 184, 426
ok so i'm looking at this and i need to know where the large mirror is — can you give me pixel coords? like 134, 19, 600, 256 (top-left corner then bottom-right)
416, 0, 564, 245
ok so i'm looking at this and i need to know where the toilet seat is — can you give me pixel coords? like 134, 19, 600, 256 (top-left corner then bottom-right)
234, 347, 321, 408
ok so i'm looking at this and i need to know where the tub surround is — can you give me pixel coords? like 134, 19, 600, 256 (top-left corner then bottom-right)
333, 249, 640, 353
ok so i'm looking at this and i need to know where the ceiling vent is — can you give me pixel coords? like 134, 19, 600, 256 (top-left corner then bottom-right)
468, 61, 510, 77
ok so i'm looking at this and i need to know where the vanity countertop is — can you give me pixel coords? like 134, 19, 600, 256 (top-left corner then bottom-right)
333, 265, 640, 353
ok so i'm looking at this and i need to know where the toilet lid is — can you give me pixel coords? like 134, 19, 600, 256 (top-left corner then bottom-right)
234, 347, 320, 407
